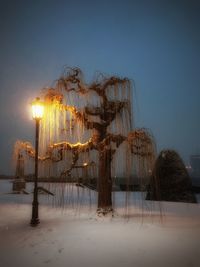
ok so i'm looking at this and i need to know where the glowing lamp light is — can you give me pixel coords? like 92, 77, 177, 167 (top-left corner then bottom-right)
32, 97, 44, 120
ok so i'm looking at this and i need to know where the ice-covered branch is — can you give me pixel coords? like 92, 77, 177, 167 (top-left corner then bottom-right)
48, 138, 94, 152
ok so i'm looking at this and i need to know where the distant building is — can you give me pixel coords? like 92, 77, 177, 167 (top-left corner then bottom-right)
190, 155, 200, 178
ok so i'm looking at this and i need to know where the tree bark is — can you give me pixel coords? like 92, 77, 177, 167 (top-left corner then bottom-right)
97, 148, 112, 213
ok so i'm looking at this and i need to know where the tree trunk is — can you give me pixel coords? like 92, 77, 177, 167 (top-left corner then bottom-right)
97, 148, 112, 214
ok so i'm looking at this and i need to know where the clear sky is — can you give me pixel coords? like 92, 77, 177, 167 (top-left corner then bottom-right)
0, 0, 200, 174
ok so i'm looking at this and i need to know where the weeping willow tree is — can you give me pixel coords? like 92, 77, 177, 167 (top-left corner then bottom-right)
14, 68, 156, 215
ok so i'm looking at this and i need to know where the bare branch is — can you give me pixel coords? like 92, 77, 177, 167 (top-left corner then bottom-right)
102, 76, 129, 91
84, 106, 103, 116
103, 133, 126, 147
13, 141, 50, 161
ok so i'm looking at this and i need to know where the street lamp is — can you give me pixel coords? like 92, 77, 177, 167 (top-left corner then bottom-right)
30, 97, 44, 226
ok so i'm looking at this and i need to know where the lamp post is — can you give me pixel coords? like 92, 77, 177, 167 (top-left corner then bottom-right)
30, 97, 44, 226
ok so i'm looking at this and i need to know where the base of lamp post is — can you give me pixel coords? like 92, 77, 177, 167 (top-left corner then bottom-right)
30, 201, 40, 226
30, 218, 40, 226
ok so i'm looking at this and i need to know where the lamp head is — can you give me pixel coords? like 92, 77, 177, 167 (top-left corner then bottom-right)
31, 97, 44, 120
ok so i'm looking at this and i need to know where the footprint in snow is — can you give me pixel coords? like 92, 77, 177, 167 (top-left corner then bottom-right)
58, 248, 64, 253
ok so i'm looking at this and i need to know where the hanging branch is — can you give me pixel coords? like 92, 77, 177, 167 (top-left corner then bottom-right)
127, 128, 156, 157
60, 150, 79, 178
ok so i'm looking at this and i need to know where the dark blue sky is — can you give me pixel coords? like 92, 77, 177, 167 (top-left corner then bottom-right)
0, 0, 200, 174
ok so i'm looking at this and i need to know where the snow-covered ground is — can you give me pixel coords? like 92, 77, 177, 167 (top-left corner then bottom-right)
0, 180, 200, 267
